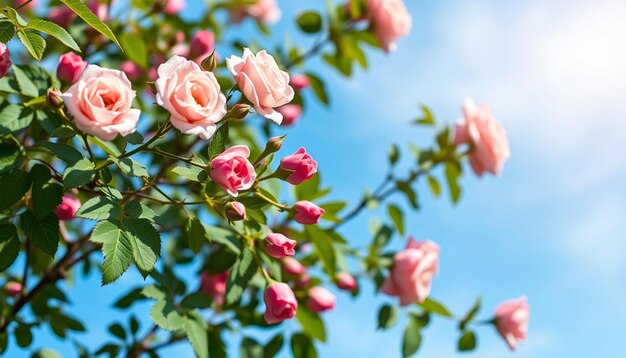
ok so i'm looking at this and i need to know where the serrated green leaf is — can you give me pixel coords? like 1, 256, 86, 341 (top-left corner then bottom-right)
0, 170, 31, 211
17, 30, 46, 61
58, 0, 121, 48
225, 247, 257, 305
0, 223, 19, 272
209, 122, 229, 159
40, 142, 83, 164
125, 201, 156, 221
111, 157, 149, 177
0, 105, 35, 135
12, 65, 39, 97
21, 211, 60, 257
185, 217, 207, 254
0, 136, 24, 173
150, 298, 186, 331
185, 311, 208, 358
31, 181, 63, 219
91, 220, 133, 285
75, 196, 121, 221
172, 165, 207, 182
296, 307, 326, 342
0, 20, 15, 43
63, 157, 95, 189
124, 219, 160, 277
27, 19, 80, 52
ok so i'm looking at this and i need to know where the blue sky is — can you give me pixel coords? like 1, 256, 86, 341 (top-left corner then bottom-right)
9, 0, 626, 356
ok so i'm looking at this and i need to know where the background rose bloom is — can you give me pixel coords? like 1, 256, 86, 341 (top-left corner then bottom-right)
494, 296, 529, 350
226, 48, 294, 124
0, 42, 11, 78
164, 0, 185, 15
200, 271, 229, 305
62, 65, 140, 141
336, 272, 357, 292
55, 195, 81, 221
367, 0, 412, 52
454, 98, 510, 176
306, 286, 336, 313
381, 238, 439, 305
277, 104, 302, 126
156, 56, 226, 139
209, 145, 256, 196
280, 148, 318, 185
120, 61, 142, 81
264, 283, 297, 324
189, 30, 215, 60
282, 257, 307, 276
231, 0, 281, 24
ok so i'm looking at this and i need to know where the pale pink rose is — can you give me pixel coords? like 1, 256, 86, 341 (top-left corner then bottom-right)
494, 296, 529, 350
280, 148, 317, 185
454, 98, 510, 176
120, 61, 142, 81
62, 65, 140, 141
5, 282, 23, 297
156, 56, 227, 140
367, 0, 412, 52
293, 201, 325, 225
381, 238, 439, 305
282, 257, 306, 276
164, 0, 185, 14
88, 0, 108, 21
200, 271, 229, 305
224, 202, 246, 221
290, 74, 310, 91
226, 48, 294, 124
50, 6, 77, 28
264, 283, 297, 324
171, 44, 190, 58
336, 272, 357, 292
232, 0, 281, 24
15, 0, 36, 11
190, 30, 215, 60
265, 233, 296, 258
209, 145, 256, 196
55, 195, 81, 221
0, 43, 11, 78
277, 104, 302, 126
306, 286, 336, 313
57, 52, 87, 85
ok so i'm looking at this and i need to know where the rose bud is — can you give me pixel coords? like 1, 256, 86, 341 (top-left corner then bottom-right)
47, 90, 63, 109
0, 43, 11, 79
381, 238, 439, 305
306, 286, 336, 313
293, 201, 325, 225
55, 195, 82, 221
264, 282, 298, 324
454, 98, 510, 176
190, 30, 215, 60
266, 135, 285, 153
290, 74, 310, 91
57, 52, 87, 85
279, 148, 318, 185
226, 48, 294, 123
336, 272, 357, 292
200, 271, 229, 305
494, 296, 529, 350
227, 103, 251, 120
209, 145, 256, 197
224, 202, 246, 221
164, 0, 185, 14
120, 61, 142, 81
201, 52, 218, 72
5, 282, 23, 297
264, 233, 296, 258
277, 104, 302, 126
366, 0, 412, 53
282, 257, 306, 276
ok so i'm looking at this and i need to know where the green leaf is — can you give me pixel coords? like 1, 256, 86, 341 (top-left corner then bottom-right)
31, 180, 63, 219
185, 217, 207, 254
0, 136, 24, 173
120, 32, 148, 68
90, 220, 133, 285
377, 304, 398, 329
26, 19, 80, 52
427, 175, 441, 197
225, 247, 258, 305
241, 337, 263, 358
445, 162, 462, 204
12, 65, 39, 98
459, 297, 481, 331
419, 297, 453, 318
63, 157, 95, 189
0, 170, 31, 211
124, 201, 157, 222
0, 105, 35, 135
21, 211, 60, 257
296, 307, 326, 342
15, 323, 32, 348
305, 226, 336, 276
458, 331, 477, 351
0, 20, 15, 43
296, 11, 323, 33
40, 142, 83, 164
414, 105, 435, 126
31, 348, 62, 358
58, 0, 121, 48
110, 157, 149, 177
209, 329, 227, 358
123, 219, 161, 278
305, 73, 328, 105
0, 223, 19, 272
402, 317, 422, 357
75, 196, 121, 221
396, 181, 419, 209
17, 30, 46, 61
209, 122, 229, 159
263, 334, 284, 358
108, 323, 126, 340
180, 292, 211, 309
185, 311, 209, 358
150, 298, 186, 331
290, 333, 317, 358
172, 165, 207, 182
387, 204, 404, 236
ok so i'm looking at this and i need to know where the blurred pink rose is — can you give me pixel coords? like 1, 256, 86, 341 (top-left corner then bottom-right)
454, 98, 510, 176
200, 271, 228, 305
381, 238, 439, 305
226, 48, 294, 124
0, 43, 11, 78
120, 61, 142, 81
62, 65, 140, 141
282, 257, 307, 276
50, 6, 77, 28
280, 148, 317, 185
290, 74, 310, 91
88, 0, 108, 21
264, 282, 297, 324
293, 201, 325, 225
265, 233, 296, 258
367, 0, 412, 52
224, 202, 246, 221
156, 56, 227, 140
277, 104, 302, 126
494, 296, 529, 350
55, 195, 81, 221
232, 0, 281, 24
209, 145, 256, 196
336, 272, 357, 292
57, 52, 87, 85
306, 286, 336, 313
5, 282, 23, 297
190, 30, 215, 60
164, 0, 185, 14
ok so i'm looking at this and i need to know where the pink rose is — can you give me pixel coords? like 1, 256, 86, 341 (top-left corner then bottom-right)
200, 271, 229, 305
280, 148, 318, 185
209, 145, 256, 196
5, 282, 22, 297
156, 56, 227, 140
265, 233, 296, 258
224, 201, 246, 221
282, 257, 306, 276
290, 74, 310, 91
190, 30, 215, 60
50, 6, 77, 28
55, 195, 81, 221
264, 282, 297, 324
62, 65, 140, 141
120, 61, 142, 81
0, 43, 11, 78
367, 0, 412, 52
164, 0, 185, 14
306, 286, 336, 313
336, 272, 357, 292
232, 0, 281, 24
454, 98, 510, 176
57, 52, 87, 85
381, 238, 439, 305
226, 48, 294, 124
277, 104, 302, 126
494, 296, 529, 350
293, 201, 325, 225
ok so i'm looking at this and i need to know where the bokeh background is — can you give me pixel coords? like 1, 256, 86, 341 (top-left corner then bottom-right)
11, 0, 626, 356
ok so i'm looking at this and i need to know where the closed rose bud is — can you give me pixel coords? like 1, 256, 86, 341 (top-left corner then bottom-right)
293, 201, 325, 225
282, 257, 306, 276
120, 61, 142, 81
367, 0, 412, 52
201, 52, 218, 72
190, 30, 215, 59
57, 52, 87, 85
47, 90, 63, 109
209, 145, 256, 196
5, 282, 22, 297
336, 272, 357, 292
279, 148, 317, 185
265, 233, 296, 258
225, 202, 246, 221
0, 43, 12, 79
55, 195, 81, 221
277, 105, 302, 126
164, 0, 185, 14
494, 296, 529, 350
200, 271, 229, 305
290, 74, 310, 91
264, 282, 298, 324
228, 104, 251, 120
306, 286, 336, 313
